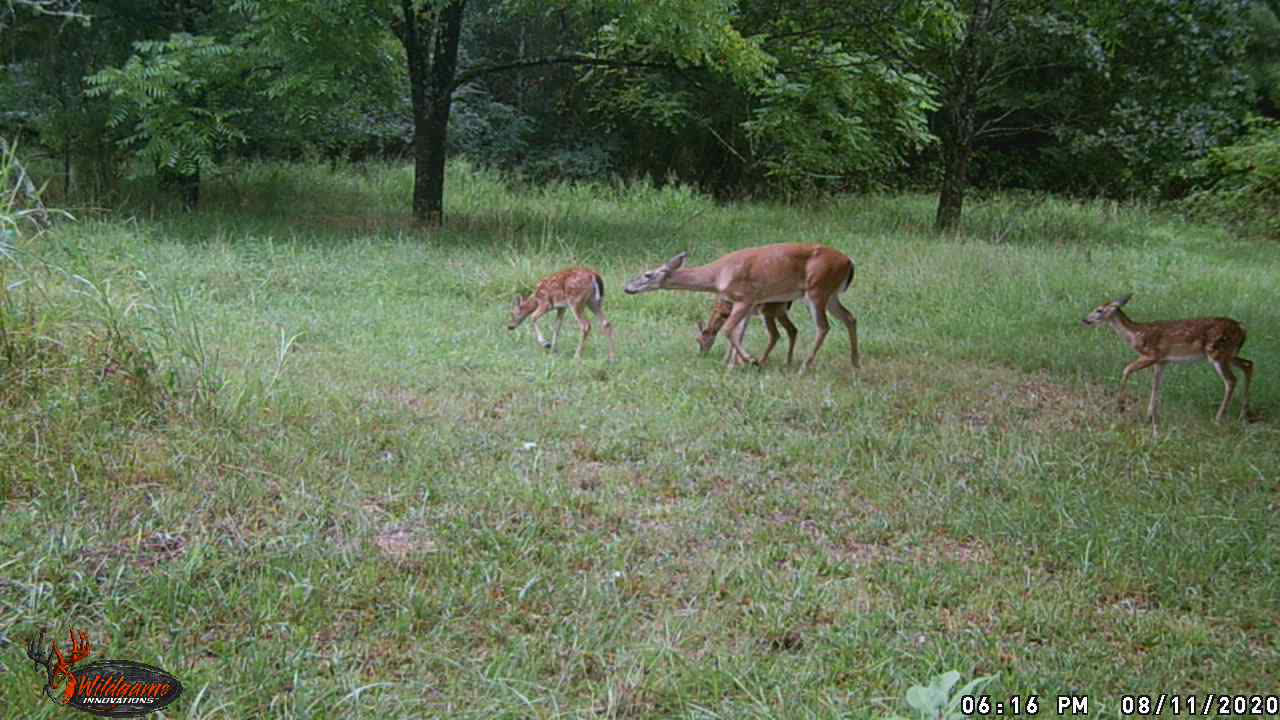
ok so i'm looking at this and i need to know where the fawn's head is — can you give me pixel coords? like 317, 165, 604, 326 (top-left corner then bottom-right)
694, 301, 732, 354
508, 295, 538, 330
624, 252, 687, 295
695, 321, 717, 354
1082, 294, 1132, 326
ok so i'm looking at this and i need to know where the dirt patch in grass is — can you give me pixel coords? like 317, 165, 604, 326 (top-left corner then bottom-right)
366, 385, 439, 416
84, 531, 188, 579
373, 526, 438, 562
301, 214, 418, 236
833, 535, 991, 567
941, 366, 1110, 434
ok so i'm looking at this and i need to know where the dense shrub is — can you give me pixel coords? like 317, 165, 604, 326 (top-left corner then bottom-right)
1182, 119, 1280, 237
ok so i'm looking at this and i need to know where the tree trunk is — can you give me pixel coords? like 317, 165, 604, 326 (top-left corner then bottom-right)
402, 0, 465, 226
935, 104, 974, 232
934, 0, 994, 233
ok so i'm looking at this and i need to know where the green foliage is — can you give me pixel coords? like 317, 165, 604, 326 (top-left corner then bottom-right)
591, 0, 948, 194
886, 671, 995, 720
1183, 118, 1280, 237
1046, 0, 1253, 197
1243, 0, 1280, 115
229, 0, 408, 158
86, 33, 249, 180
743, 51, 937, 188
1, 144, 21, 236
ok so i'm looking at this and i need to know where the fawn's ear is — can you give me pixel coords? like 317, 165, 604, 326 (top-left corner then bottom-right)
1116, 293, 1132, 307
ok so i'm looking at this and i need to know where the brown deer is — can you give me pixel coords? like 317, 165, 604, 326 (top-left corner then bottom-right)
26, 628, 92, 704
509, 267, 616, 361
1082, 294, 1254, 430
696, 299, 797, 367
625, 244, 857, 372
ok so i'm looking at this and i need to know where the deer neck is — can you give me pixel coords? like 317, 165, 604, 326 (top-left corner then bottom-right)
664, 264, 722, 293
1107, 310, 1147, 349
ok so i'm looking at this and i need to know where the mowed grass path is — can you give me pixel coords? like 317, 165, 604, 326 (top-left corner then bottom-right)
2, 163, 1277, 718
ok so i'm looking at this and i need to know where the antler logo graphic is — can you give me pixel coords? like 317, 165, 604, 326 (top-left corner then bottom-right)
26, 628, 93, 704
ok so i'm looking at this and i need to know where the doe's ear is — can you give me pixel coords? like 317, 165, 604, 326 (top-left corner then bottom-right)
665, 252, 688, 271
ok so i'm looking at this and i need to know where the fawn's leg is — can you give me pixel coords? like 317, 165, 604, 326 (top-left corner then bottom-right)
528, 303, 553, 349
551, 307, 566, 350
570, 303, 591, 359
1234, 357, 1254, 420
1119, 356, 1158, 412
1147, 363, 1166, 426
1209, 354, 1238, 423
589, 298, 616, 362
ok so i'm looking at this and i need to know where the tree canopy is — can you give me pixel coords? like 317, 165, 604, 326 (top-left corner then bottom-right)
2, 0, 1274, 228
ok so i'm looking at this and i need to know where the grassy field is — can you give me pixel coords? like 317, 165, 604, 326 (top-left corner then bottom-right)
2, 162, 1277, 718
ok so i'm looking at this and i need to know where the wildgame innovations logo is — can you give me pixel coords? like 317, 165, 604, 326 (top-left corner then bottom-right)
24, 628, 184, 717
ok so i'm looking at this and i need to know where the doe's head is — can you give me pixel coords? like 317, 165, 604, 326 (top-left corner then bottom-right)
1082, 294, 1132, 326
624, 252, 687, 295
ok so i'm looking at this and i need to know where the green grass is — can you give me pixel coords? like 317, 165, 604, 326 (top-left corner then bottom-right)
2, 161, 1277, 719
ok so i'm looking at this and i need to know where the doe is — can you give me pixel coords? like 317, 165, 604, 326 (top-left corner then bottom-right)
509, 267, 616, 361
1082, 294, 1253, 430
625, 244, 856, 372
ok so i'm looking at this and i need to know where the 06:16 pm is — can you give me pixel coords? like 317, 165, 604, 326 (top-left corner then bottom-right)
960, 695, 1040, 715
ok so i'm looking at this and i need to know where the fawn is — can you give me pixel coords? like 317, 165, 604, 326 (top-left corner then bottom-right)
1082, 294, 1253, 430
696, 299, 797, 367
509, 267, 616, 361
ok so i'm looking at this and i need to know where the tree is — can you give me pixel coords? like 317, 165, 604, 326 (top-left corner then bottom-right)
394, 1, 465, 225
581, 1, 950, 196
1240, 0, 1279, 116
915, 0, 1252, 230
1, 0, 85, 27
385, 0, 773, 223
931, 0, 996, 231
1053, 0, 1252, 197
168, 1, 770, 223
84, 0, 402, 208
87, 34, 247, 209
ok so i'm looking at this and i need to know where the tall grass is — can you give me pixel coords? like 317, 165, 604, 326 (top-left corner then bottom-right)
1, 161, 1277, 718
